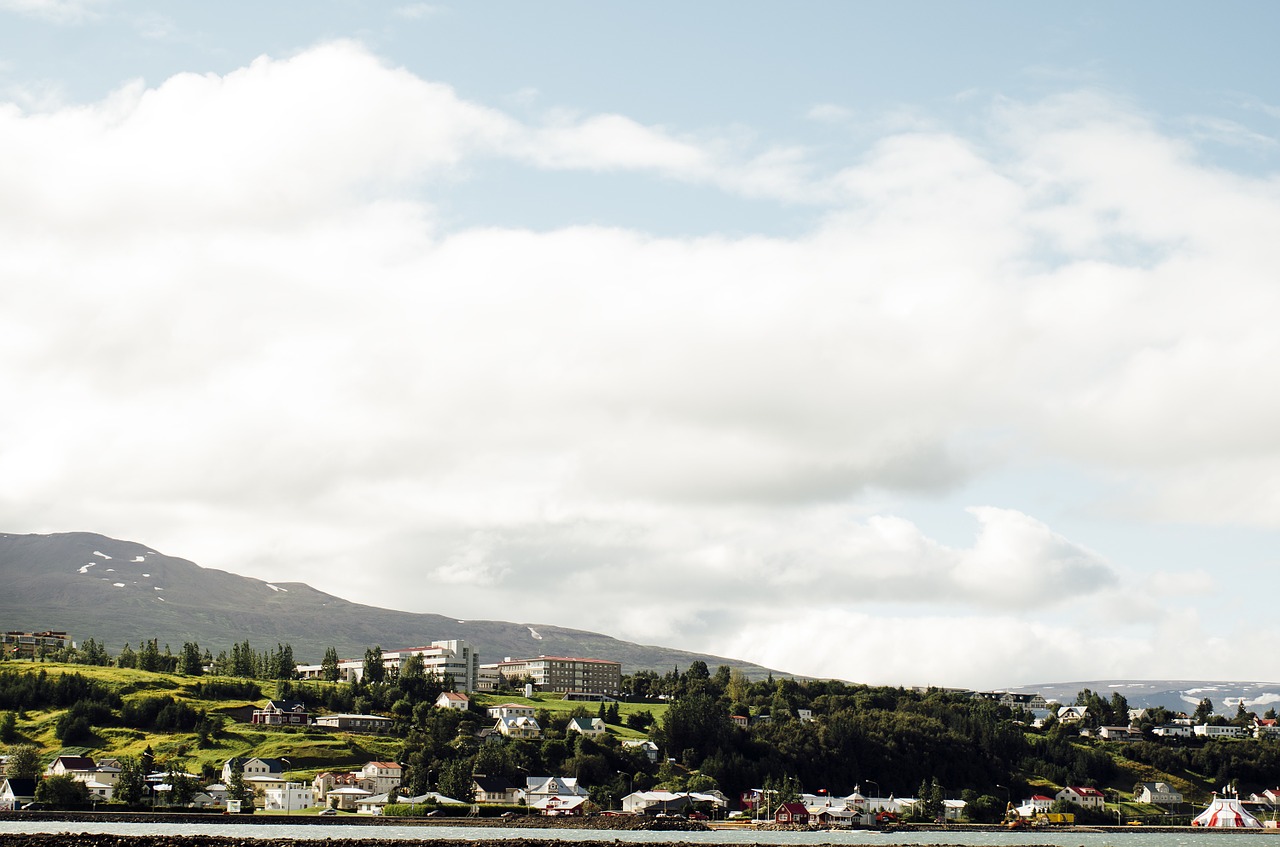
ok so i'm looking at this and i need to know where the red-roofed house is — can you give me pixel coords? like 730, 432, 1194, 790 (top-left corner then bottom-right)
1056, 786, 1105, 809
775, 802, 810, 824
360, 762, 402, 795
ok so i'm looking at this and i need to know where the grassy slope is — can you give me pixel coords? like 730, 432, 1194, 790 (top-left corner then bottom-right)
1, 662, 664, 779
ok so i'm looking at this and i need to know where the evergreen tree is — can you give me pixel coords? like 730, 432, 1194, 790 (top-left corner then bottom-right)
117, 643, 137, 669
180, 642, 204, 676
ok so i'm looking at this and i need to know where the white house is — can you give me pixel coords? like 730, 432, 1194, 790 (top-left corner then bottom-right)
1057, 706, 1088, 724
567, 716, 606, 737
496, 715, 542, 738
487, 703, 536, 719
1056, 786, 1105, 809
360, 762, 403, 795
1195, 724, 1250, 739
262, 782, 315, 812
1134, 782, 1182, 805
435, 691, 470, 711
222, 757, 284, 783
1153, 724, 1193, 738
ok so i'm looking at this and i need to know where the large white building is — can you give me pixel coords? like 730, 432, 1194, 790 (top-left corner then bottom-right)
296, 639, 478, 691
491, 655, 622, 696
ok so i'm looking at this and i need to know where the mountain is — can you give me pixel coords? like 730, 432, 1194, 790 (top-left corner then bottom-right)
0, 531, 777, 677
1002, 679, 1280, 714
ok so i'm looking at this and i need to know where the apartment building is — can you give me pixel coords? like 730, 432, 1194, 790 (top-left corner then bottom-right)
493, 655, 622, 696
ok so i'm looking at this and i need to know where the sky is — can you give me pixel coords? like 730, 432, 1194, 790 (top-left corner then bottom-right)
3, 1, 1280, 690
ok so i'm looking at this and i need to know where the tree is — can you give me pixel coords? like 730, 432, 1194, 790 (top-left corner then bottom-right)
179, 642, 203, 676
5, 743, 39, 779
35, 774, 90, 808
437, 757, 475, 802
321, 646, 341, 682
0, 712, 16, 743
117, 643, 137, 669
273, 643, 296, 679
1194, 697, 1215, 723
227, 766, 254, 809
114, 756, 146, 806
166, 759, 196, 806
363, 646, 385, 684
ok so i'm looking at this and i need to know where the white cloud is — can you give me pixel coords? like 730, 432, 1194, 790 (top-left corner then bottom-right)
3, 43, 1280, 685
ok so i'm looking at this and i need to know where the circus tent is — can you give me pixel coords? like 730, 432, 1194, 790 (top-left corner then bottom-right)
1192, 792, 1262, 828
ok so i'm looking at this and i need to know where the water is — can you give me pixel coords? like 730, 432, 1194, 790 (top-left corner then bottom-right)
0, 821, 1275, 847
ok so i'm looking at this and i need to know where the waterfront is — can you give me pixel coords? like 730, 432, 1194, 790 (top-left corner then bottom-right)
1, 821, 1278, 847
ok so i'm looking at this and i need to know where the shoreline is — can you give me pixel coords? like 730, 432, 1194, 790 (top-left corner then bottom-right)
0, 810, 1274, 836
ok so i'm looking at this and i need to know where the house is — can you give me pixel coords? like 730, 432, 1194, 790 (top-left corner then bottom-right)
473, 775, 521, 804
534, 795, 586, 816
262, 782, 315, 811
525, 776, 586, 804
251, 700, 310, 726
313, 771, 375, 803
1254, 719, 1280, 738
311, 713, 393, 733
435, 691, 470, 711
1134, 782, 1183, 805
1153, 723, 1193, 738
47, 755, 97, 778
1057, 706, 1088, 724
0, 777, 37, 810
1195, 724, 1250, 739
730, 715, 749, 728
222, 757, 285, 784
775, 801, 810, 824
623, 790, 691, 815
1097, 726, 1141, 742
567, 716, 606, 738
360, 762, 402, 795
326, 785, 373, 811
495, 715, 542, 738
1056, 786, 1105, 809
487, 703, 536, 720
621, 739, 659, 762
1014, 795, 1054, 817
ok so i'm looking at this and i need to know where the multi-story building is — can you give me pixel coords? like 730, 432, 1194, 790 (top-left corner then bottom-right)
296, 639, 478, 691
494, 656, 622, 696
2, 631, 70, 659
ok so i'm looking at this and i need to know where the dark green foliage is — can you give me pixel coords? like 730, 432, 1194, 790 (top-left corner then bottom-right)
120, 695, 202, 732
188, 679, 262, 700
0, 669, 122, 711
35, 773, 91, 808
55, 699, 113, 743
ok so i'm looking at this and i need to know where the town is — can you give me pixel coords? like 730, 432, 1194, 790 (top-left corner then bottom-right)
1, 629, 1279, 829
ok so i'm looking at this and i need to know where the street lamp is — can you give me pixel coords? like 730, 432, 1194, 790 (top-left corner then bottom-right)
281, 759, 291, 815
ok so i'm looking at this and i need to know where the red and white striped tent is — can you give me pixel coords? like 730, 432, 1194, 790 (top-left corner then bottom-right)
1193, 793, 1262, 828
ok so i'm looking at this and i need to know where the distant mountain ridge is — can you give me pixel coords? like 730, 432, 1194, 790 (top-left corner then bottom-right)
1001, 679, 1280, 714
0, 531, 778, 678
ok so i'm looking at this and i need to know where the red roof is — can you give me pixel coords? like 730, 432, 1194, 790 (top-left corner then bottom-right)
1069, 786, 1104, 797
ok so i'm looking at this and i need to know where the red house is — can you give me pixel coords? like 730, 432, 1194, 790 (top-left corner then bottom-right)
775, 802, 810, 824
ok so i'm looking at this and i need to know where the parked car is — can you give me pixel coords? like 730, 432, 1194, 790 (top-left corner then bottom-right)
319, 808, 338, 816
